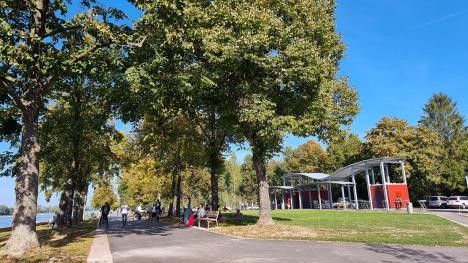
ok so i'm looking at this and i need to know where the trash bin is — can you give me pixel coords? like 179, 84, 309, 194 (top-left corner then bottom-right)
406, 202, 413, 214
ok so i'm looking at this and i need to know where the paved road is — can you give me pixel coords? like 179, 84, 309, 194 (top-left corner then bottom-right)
429, 211, 468, 227
106, 216, 468, 263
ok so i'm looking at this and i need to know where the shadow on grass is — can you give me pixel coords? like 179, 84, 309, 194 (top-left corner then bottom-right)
220, 213, 291, 226
37, 219, 98, 248
365, 244, 465, 263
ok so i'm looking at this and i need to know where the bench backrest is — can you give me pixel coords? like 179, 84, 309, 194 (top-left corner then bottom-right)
205, 210, 219, 219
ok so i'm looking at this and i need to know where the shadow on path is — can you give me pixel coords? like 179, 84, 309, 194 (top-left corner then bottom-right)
104, 216, 183, 239
365, 244, 465, 263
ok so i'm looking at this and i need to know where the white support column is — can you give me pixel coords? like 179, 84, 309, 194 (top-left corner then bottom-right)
341, 185, 346, 210
380, 161, 390, 210
281, 189, 285, 209
298, 187, 303, 209
290, 190, 294, 209
352, 173, 359, 210
371, 169, 376, 184
328, 183, 333, 208
317, 183, 322, 210
400, 161, 407, 184
385, 164, 390, 183
308, 186, 312, 209
347, 182, 352, 205
365, 164, 374, 210
274, 190, 278, 210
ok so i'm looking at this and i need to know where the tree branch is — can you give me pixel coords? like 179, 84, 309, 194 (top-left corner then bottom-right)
0, 78, 27, 112
124, 36, 147, 48
65, 42, 113, 66
44, 25, 82, 38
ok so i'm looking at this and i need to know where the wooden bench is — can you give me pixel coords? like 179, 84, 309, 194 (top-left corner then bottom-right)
198, 210, 219, 228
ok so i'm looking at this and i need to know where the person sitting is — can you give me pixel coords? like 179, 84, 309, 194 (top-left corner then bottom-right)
195, 203, 206, 220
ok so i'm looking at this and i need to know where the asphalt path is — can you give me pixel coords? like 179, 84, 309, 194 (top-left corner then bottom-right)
106, 216, 468, 263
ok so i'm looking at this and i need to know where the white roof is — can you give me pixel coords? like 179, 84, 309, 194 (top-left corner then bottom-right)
280, 157, 405, 183
282, 173, 330, 181
329, 157, 405, 180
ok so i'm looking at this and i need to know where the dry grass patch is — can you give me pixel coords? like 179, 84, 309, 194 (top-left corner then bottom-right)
0, 219, 97, 263
212, 222, 318, 240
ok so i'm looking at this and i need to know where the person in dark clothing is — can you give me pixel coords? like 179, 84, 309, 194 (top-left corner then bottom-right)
155, 199, 162, 222
100, 202, 110, 228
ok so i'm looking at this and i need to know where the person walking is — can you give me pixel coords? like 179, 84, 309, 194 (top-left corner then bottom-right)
121, 203, 129, 226
100, 202, 110, 228
136, 204, 143, 220
155, 199, 162, 222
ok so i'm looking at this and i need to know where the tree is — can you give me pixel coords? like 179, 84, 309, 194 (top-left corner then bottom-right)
420, 93, 465, 142
126, 0, 234, 212
91, 183, 118, 210
39, 45, 123, 228
118, 157, 171, 207
0, 205, 12, 216
365, 117, 444, 200
126, 0, 358, 225
0, 1, 129, 255
198, 0, 358, 224
419, 93, 467, 194
284, 140, 328, 173
326, 133, 363, 173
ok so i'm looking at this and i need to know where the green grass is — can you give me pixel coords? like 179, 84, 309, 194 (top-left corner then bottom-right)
0, 219, 97, 262
216, 210, 468, 247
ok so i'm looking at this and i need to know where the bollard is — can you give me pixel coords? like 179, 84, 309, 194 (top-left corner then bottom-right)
406, 202, 413, 214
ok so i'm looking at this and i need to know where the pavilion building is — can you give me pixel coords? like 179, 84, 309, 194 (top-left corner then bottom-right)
270, 157, 410, 210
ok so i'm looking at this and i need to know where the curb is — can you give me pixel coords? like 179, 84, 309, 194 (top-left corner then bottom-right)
87, 229, 113, 263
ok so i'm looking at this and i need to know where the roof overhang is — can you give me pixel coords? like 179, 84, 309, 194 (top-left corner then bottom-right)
329, 157, 405, 180
282, 172, 330, 181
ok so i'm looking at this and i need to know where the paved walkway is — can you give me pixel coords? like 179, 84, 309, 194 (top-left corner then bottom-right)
429, 211, 468, 227
87, 228, 113, 263
96, 216, 468, 263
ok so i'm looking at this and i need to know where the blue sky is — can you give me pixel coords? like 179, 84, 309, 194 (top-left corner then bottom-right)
1, 0, 467, 207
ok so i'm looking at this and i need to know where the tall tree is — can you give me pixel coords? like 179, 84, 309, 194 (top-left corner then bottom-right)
0, 1, 129, 255
126, 0, 234, 212
365, 117, 444, 200
126, 0, 357, 224
420, 93, 465, 142
199, 0, 358, 224
284, 140, 328, 173
419, 93, 467, 194
326, 133, 363, 173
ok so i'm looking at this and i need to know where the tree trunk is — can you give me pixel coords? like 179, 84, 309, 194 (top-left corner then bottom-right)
168, 171, 176, 217
209, 151, 222, 211
252, 152, 273, 225
73, 192, 84, 224
65, 188, 74, 228
78, 189, 87, 222
175, 171, 182, 217
55, 191, 68, 230
3, 113, 40, 256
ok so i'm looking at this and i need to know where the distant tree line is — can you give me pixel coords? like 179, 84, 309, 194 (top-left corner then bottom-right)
0, 205, 59, 216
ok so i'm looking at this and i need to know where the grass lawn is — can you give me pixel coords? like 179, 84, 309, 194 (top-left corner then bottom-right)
0, 219, 97, 263
213, 210, 468, 247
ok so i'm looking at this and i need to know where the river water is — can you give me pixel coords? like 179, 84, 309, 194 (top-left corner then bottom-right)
0, 211, 96, 228
0, 213, 55, 228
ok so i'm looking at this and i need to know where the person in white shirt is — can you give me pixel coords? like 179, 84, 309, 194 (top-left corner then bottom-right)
136, 204, 143, 220
121, 204, 129, 226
